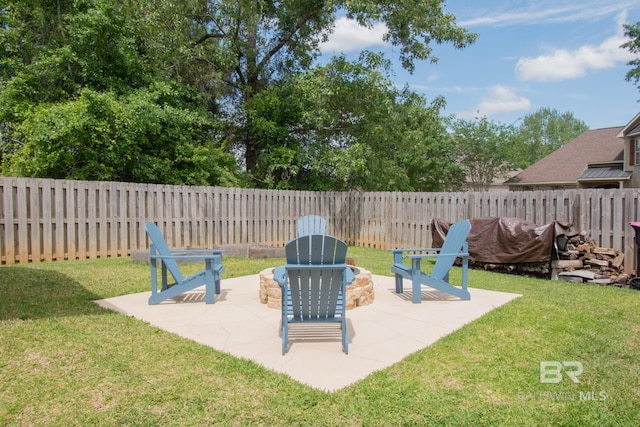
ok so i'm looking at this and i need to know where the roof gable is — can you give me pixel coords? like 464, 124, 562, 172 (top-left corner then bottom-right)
506, 126, 624, 186
618, 112, 640, 137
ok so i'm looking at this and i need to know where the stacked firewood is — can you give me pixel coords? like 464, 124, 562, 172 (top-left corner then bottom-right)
469, 259, 551, 278
468, 230, 630, 287
552, 231, 629, 287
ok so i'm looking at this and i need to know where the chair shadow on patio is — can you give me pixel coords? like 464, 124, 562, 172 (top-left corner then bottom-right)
279, 319, 357, 347
388, 287, 466, 302
155, 288, 231, 304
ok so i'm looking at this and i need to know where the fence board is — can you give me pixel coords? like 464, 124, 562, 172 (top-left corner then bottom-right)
41, 179, 53, 262
87, 182, 97, 258
612, 192, 623, 251
16, 180, 28, 263
29, 179, 41, 262
76, 181, 87, 259
97, 182, 107, 258
2, 178, 15, 263
65, 181, 77, 261
54, 180, 65, 260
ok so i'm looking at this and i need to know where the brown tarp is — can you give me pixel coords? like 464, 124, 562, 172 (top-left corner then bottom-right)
432, 217, 580, 264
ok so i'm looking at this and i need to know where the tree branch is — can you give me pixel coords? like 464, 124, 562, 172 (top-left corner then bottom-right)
258, 1, 325, 70
192, 32, 224, 47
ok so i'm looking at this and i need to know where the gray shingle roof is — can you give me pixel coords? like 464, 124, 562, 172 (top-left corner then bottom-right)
577, 165, 631, 181
506, 126, 624, 186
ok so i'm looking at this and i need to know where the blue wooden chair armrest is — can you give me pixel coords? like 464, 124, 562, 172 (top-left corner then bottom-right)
406, 252, 469, 278
151, 253, 225, 277
151, 253, 223, 261
390, 247, 441, 264
273, 266, 287, 285
168, 249, 225, 255
406, 251, 468, 260
390, 247, 441, 254
344, 265, 356, 284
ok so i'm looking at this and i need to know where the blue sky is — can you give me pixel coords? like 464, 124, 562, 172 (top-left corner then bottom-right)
319, 1, 640, 129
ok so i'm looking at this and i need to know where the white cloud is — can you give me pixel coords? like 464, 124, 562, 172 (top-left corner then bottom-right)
320, 17, 387, 53
426, 73, 439, 83
458, 1, 639, 27
458, 85, 531, 118
514, 11, 636, 82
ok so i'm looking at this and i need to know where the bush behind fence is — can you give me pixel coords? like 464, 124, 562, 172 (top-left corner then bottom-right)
1, 177, 639, 273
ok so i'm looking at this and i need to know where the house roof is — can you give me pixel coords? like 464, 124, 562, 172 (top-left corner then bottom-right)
577, 163, 631, 182
506, 126, 625, 186
617, 112, 640, 137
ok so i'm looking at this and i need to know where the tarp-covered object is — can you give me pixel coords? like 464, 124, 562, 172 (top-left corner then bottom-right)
432, 217, 580, 264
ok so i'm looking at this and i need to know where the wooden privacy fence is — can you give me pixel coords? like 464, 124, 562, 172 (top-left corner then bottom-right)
1, 177, 640, 273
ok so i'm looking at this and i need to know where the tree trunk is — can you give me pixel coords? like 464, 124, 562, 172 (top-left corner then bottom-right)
244, 131, 260, 175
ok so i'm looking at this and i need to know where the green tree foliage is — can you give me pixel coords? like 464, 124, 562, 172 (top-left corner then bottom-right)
508, 108, 589, 169
1, 0, 476, 190
117, 0, 234, 109
188, 0, 477, 183
0, 0, 240, 185
245, 54, 464, 191
622, 21, 640, 95
449, 116, 515, 191
6, 84, 241, 185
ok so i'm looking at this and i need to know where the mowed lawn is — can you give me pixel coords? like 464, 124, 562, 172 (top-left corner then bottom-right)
1, 246, 639, 426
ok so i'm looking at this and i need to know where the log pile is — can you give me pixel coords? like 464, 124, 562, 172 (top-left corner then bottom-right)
552, 231, 630, 287
469, 259, 551, 278
467, 230, 631, 287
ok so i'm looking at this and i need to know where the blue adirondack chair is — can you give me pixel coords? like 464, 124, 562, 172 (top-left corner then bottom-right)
390, 219, 471, 304
145, 222, 225, 305
297, 215, 327, 237
273, 234, 355, 355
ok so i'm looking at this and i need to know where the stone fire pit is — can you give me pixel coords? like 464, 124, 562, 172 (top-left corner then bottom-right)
259, 266, 375, 310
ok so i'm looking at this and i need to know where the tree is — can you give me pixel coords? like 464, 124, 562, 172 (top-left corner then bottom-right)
1, 0, 477, 190
5, 84, 242, 185
622, 21, 640, 94
0, 0, 241, 185
449, 116, 515, 191
245, 54, 464, 191
508, 108, 589, 169
187, 0, 477, 183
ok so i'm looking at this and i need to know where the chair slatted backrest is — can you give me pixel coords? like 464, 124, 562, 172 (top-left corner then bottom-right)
432, 219, 471, 280
285, 235, 347, 320
145, 222, 183, 282
296, 215, 327, 237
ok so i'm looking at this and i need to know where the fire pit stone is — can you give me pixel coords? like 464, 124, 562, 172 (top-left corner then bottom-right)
259, 266, 375, 310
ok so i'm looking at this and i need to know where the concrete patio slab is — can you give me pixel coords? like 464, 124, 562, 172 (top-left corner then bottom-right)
96, 274, 520, 392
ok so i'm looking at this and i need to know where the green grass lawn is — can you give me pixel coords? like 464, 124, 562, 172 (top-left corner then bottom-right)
1, 247, 639, 426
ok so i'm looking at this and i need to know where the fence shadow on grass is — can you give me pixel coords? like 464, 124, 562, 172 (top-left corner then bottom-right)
0, 267, 104, 321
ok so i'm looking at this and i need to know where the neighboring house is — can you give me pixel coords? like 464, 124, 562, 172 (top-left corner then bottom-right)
488, 169, 523, 191
619, 112, 640, 188
505, 116, 640, 190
